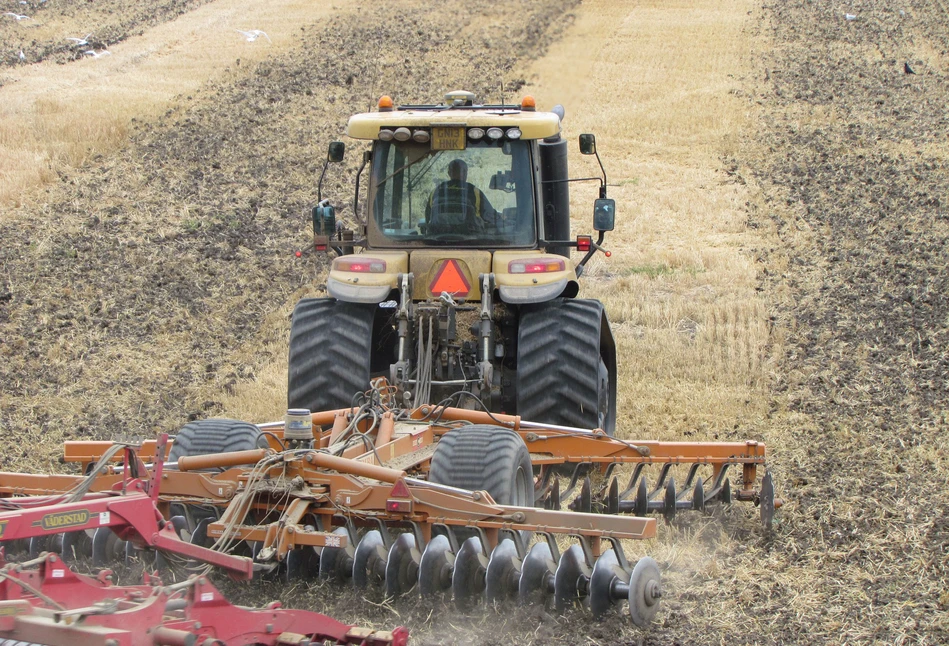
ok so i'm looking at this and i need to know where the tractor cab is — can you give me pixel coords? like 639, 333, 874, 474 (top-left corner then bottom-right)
312, 91, 615, 305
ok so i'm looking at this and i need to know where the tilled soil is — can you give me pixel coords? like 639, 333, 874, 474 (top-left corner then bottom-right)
1, 0, 948, 644
0, 0, 577, 468
725, 0, 949, 643
0, 0, 213, 75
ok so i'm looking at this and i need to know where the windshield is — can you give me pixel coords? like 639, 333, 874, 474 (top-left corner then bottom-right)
367, 139, 536, 247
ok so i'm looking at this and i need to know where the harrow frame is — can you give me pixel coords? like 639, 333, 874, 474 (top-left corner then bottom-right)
0, 393, 779, 629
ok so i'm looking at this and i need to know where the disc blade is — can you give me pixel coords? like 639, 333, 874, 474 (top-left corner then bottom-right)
590, 549, 627, 618
384, 533, 420, 598
61, 530, 93, 563
662, 476, 676, 523
627, 557, 661, 627
519, 542, 556, 607
485, 538, 521, 605
419, 534, 454, 597
554, 544, 592, 613
451, 536, 487, 609
91, 527, 112, 567
319, 527, 355, 582
760, 471, 775, 529
693, 478, 706, 511
352, 530, 387, 589
28, 535, 50, 559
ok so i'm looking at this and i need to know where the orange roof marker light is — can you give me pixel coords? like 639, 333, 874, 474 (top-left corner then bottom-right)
429, 259, 471, 297
378, 95, 394, 112
520, 95, 536, 111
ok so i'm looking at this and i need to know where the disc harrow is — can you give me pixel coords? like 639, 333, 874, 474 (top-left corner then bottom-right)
0, 387, 780, 630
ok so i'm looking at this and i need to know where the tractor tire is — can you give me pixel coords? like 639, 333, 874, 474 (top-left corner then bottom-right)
516, 298, 617, 435
169, 419, 266, 463
428, 425, 533, 507
287, 298, 376, 412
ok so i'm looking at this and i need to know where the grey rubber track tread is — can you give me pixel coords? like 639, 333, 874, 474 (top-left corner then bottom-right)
169, 419, 264, 462
287, 298, 374, 412
428, 425, 532, 506
516, 298, 613, 432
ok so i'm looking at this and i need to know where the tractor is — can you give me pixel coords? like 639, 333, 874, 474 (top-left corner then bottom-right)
291, 90, 618, 433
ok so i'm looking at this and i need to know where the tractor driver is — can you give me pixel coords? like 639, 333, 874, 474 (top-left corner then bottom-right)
425, 159, 498, 233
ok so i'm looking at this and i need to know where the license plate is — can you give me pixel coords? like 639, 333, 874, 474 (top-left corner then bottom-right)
432, 126, 465, 150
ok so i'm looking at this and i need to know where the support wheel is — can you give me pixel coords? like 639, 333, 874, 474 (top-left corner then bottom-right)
428, 426, 532, 506
169, 419, 266, 464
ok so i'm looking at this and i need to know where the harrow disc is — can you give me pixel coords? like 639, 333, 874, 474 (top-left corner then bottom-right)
451, 536, 487, 609
760, 471, 775, 529
28, 535, 51, 559
352, 530, 387, 589
589, 548, 625, 619
554, 544, 591, 613
418, 534, 454, 597
60, 529, 93, 563
518, 542, 556, 607
286, 546, 320, 581
384, 533, 420, 598
663, 477, 676, 523
189, 517, 212, 548
635, 477, 648, 516
319, 527, 355, 582
627, 557, 662, 627
485, 538, 521, 604
91, 528, 127, 568
693, 478, 706, 511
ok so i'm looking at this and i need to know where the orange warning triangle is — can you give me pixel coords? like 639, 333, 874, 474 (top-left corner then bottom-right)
429, 259, 471, 297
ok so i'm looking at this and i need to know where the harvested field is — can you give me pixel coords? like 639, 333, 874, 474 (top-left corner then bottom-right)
1, 0, 948, 644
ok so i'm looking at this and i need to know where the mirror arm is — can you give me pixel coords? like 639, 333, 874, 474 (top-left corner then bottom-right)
317, 158, 331, 203
575, 231, 607, 278
353, 153, 370, 225
593, 150, 608, 198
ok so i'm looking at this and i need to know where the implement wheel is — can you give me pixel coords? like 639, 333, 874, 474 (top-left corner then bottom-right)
516, 298, 616, 435
169, 419, 266, 463
428, 425, 532, 506
288, 298, 377, 412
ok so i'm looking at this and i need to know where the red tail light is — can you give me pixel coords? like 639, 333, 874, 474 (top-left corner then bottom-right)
508, 258, 566, 274
334, 258, 387, 273
576, 235, 592, 252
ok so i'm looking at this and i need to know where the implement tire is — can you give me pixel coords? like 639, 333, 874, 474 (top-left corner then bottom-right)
288, 298, 375, 412
516, 298, 616, 435
428, 425, 533, 506
169, 419, 266, 462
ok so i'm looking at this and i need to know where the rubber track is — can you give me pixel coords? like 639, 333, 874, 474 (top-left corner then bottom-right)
169, 418, 264, 462
516, 299, 606, 430
428, 425, 531, 506
287, 298, 374, 412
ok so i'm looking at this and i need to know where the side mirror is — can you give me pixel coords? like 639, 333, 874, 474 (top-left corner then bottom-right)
593, 198, 615, 232
489, 170, 514, 191
327, 141, 345, 162
579, 134, 596, 155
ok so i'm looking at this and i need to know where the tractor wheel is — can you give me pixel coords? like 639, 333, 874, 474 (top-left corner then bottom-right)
169, 419, 266, 463
428, 425, 533, 507
287, 298, 378, 412
516, 298, 616, 435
